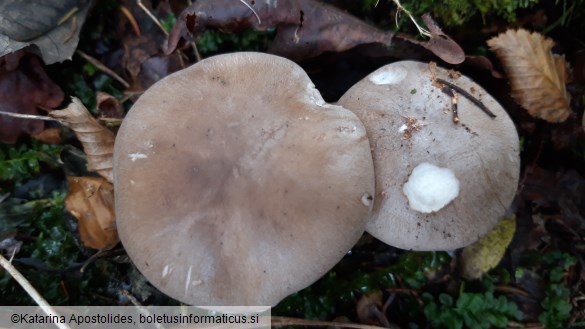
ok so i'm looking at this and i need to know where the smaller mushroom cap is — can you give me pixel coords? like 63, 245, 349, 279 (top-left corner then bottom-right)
338, 60, 520, 251
114, 52, 375, 306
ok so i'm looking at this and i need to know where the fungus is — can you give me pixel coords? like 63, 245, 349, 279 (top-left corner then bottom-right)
338, 61, 520, 251
113, 52, 375, 306
403, 162, 460, 213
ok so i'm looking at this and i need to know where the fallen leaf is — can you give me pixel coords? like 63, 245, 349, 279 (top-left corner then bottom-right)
356, 291, 391, 327
32, 127, 62, 144
96, 92, 125, 119
119, 0, 183, 91
460, 216, 516, 280
168, 0, 394, 61
487, 29, 571, 122
396, 14, 465, 64
0, 0, 93, 64
0, 50, 64, 143
65, 176, 118, 250
49, 97, 115, 183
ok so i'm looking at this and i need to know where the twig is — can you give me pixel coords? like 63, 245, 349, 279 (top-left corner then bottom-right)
272, 316, 388, 329
76, 50, 130, 88
191, 42, 202, 62
120, 5, 141, 37
436, 78, 497, 119
120, 289, 167, 329
439, 83, 460, 123
137, 0, 169, 36
0, 110, 59, 121
0, 253, 72, 329
391, 0, 431, 37
238, 0, 261, 24
135, 1, 200, 62
57, 6, 79, 25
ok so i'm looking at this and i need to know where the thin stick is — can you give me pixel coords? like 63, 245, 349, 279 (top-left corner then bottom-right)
0, 253, 72, 329
392, 0, 431, 37
436, 78, 497, 118
120, 5, 141, 37
238, 0, 262, 24
272, 316, 388, 329
120, 289, 166, 329
76, 50, 130, 88
191, 42, 202, 62
0, 110, 59, 121
137, 0, 169, 36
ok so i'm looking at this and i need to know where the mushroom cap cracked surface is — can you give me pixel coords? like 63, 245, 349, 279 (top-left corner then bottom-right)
114, 52, 375, 306
338, 60, 520, 251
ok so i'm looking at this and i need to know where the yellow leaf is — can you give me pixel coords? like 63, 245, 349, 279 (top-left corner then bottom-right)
487, 29, 571, 123
49, 97, 115, 182
460, 216, 516, 280
65, 176, 118, 250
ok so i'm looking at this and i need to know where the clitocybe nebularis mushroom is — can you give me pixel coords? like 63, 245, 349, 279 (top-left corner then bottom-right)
338, 60, 520, 251
114, 52, 375, 306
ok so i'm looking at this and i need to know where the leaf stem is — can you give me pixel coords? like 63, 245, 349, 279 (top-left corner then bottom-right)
0, 253, 71, 329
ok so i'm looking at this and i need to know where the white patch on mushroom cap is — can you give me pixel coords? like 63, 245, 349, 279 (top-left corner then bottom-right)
128, 153, 148, 161
403, 162, 460, 213
368, 66, 408, 85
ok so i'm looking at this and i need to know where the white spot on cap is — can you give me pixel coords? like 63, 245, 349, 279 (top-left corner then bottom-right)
361, 193, 373, 207
161, 265, 172, 278
369, 66, 408, 85
403, 162, 460, 213
185, 265, 192, 294
128, 153, 147, 161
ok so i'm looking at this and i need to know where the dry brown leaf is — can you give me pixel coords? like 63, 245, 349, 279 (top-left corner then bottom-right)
0, 50, 64, 143
49, 97, 114, 183
65, 176, 118, 250
487, 29, 570, 122
31, 127, 62, 144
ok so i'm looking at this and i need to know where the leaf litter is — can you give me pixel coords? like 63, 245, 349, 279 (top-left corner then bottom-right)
0, 1, 583, 327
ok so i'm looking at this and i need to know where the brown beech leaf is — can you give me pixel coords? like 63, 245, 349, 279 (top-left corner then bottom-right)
49, 97, 114, 183
0, 50, 64, 143
96, 92, 125, 119
65, 176, 118, 250
487, 29, 571, 122
167, 0, 394, 61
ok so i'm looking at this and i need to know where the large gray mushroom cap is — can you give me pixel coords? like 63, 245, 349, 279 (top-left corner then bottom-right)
114, 52, 375, 306
338, 60, 520, 251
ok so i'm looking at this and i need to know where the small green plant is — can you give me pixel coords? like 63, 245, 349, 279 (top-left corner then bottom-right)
423, 284, 522, 329
274, 251, 450, 320
196, 29, 274, 56
160, 13, 176, 34
0, 141, 62, 185
538, 252, 576, 329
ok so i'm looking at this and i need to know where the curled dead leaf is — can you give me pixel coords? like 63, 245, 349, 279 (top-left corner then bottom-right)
356, 291, 391, 327
65, 176, 118, 250
49, 97, 114, 183
487, 29, 571, 122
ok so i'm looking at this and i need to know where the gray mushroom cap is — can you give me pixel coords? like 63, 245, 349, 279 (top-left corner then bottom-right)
114, 52, 375, 306
338, 60, 520, 251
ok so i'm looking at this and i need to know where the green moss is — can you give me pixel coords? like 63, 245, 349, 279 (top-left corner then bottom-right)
400, 0, 538, 26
